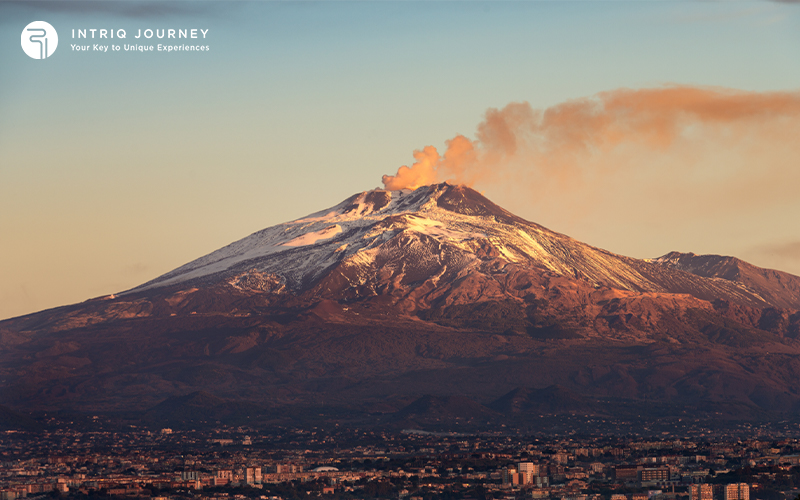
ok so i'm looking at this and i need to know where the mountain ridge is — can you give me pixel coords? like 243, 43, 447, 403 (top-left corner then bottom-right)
1, 183, 800, 428
126, 183, 800, 312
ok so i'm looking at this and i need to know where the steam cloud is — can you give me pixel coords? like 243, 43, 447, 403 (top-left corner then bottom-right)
381, 85, 800, 192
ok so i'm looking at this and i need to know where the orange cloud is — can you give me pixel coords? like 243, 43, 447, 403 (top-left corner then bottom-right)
381, 145, 440, 191
381, 85, 800, 192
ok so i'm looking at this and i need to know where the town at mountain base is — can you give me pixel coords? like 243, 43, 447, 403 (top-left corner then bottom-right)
1, 183, 799, 430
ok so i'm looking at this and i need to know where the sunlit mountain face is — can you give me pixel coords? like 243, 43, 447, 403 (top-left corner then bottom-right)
2, 183, 799, 429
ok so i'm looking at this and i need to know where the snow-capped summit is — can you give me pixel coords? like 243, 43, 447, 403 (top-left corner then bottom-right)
129, 183, 798, 311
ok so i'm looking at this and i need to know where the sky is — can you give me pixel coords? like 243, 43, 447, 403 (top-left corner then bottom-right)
1, 1, 799, 320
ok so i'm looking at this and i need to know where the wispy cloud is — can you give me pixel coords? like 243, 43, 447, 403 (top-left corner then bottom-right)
751, 241, 800, 259
745, 241, 800, 276
124, 263, 150, 276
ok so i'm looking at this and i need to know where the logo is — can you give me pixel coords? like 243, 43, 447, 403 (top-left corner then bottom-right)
21, 21, 58, 59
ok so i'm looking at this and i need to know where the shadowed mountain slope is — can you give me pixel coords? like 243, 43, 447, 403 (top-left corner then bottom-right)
2, 184, 800, 428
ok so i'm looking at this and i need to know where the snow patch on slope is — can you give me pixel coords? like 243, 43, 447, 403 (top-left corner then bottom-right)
402, 215, 485, 242
283, 225, 342, 247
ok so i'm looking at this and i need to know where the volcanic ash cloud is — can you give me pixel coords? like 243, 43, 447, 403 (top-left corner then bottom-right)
381, 85, 800, 199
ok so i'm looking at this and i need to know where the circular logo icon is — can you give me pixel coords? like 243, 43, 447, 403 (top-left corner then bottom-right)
21, 21, 58, 59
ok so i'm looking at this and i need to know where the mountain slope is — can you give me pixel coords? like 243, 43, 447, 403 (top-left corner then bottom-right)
130, 184, 798, 311
1, 183, 800, 427
653, 251, 800, 310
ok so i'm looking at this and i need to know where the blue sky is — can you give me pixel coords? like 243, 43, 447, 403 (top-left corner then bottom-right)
1, 1, 799, 319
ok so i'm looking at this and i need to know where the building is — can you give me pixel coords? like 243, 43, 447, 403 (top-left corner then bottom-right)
518, 462, 539, 484
614, 466, 640, 482
276, 464, 303, 473
245, 467, 262, 485
501, 462, 543, 486
502, 467, 518, 486
690, 484, 713, 500
215, 470, 233, 486
724, 483, 749, 500
640, 467, 670, 482
553, 453, 571, 465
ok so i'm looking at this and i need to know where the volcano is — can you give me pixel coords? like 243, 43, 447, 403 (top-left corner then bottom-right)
2, 184, 800, 428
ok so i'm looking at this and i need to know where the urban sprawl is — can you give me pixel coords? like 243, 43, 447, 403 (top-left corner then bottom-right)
3, 426, 800, 500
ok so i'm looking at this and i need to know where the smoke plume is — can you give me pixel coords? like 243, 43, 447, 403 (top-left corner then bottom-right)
381, 85, 800, 193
